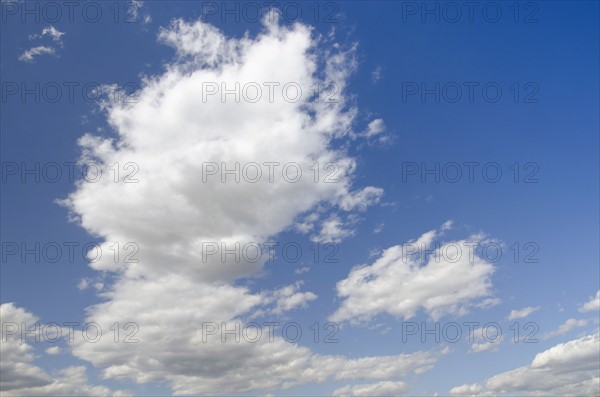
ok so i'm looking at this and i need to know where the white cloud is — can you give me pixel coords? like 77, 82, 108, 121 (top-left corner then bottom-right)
294, 266, 310, 275
61, 15, 381, 283
312, 215, 355, 243
579, 290, 600, 313
333, 380, 409, 396
45, 346, 61, 355
0, 303, 125, 396
330, 222, 496, 323
358, 118, 391, 143
20, 25, 65, 62
474, 297, 501, 309
469, 339, 502, 353
450, 333, 600, 396
18, 46, 56, 62
363, 119, 385, 138
339, 186, 384, 211
467, 326, 502, 353
77, 278, 89, 290
542, 318, 588, 339
29, 25, 65, 44
371, 66, 382, 83
270, 281, 317, 314
39, 25, 65, 44
127, 0, 151, 25
68, 276, 442, 394
449, 383, 482, 396
507, 306, 540, 321
50, 15, 447, 396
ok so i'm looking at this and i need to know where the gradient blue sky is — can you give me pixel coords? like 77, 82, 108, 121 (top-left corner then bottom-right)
1, 1, 599, 396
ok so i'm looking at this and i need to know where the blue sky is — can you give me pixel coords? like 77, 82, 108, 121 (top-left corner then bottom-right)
1, 1, 599, 396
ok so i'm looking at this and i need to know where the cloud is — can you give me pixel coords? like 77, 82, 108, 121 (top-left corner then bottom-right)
0, 303, 125, 396
312, 214, 356, 243
371, 66, 382, 83
30, 25, 65, 44
542, 318, 588, 340
45, 346, 61, 355
330, 222, 496, 323
358, 119, 391, 143
270, 281, 317, 314
467, 326, 503, 353
18, 46, 56, 62
579, 290, 600, 313
20, 25, 65, 62
363, 119, 385, 138
130, 0, 151, 24
333, 380, 409, 396
77, 278, 89, 290
450, 333, 600, 396
67, 276, 442, 394
49, 15, 448, 396
449, 383, 482, 396
507, 306, 540, 321
469, 339, 502, 353
294, 266, 310, 275
339, 186, 384, 211
61, 15, 381, 283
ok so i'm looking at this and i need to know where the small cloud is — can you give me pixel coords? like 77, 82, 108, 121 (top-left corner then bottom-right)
450, 384, 482, 396
469, 327, 503, 353
475, 297, 501, 309
295, 267, 310, 275
339, 186, 384, 211
295, 212, 319, 234
45, 346, 61, 355
441, 220, 453, 231
373, 222, 384, 234
470, 338, 502, 353
77, 278, 89, 291
271, 281, 317, 315
543, 318, 588, 340
579, 290, 600, 313
130, 0, 152, 25
359, 118, 392, 144
507, 306, 540, 321
311, 215, 354, 244
20, 25, 65, 62
32, 25, 65, 44
18, 46, 56, 62
363, 118, 385, 138
372, 66, 382, 83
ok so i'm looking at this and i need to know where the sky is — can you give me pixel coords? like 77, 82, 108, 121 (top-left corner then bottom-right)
0, 1, 599, 396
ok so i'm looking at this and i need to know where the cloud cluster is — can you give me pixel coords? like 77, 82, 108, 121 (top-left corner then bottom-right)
61, 15, 382, 283
50, 15, 445, 396
450, 332, 600, 396
69, 275, 441, 394
0, 303, 126, 396
330, 222, 497, 323
19, 25, 65, 62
